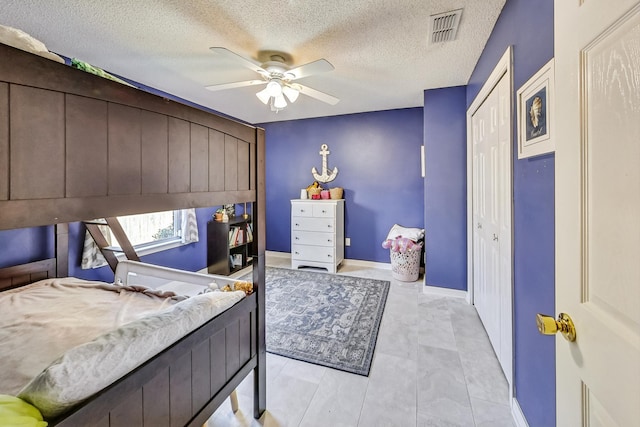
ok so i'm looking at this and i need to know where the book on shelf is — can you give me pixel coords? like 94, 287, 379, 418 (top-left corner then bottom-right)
228, 226, 240, 246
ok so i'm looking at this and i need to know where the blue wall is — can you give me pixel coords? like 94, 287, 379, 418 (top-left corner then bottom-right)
466, 0, 555, 426
260, 108, 424, 263
423, 86, 467, 290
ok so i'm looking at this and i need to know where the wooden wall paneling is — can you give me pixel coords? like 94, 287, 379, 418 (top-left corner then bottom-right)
225, 320, 241, 379
224, 135, 238, 191
191, 339, 212, 414
168, 117, 190, 194
169, 351, 192, 427
0, 83, 7, 200
208, 129, 225, 192
142, 368, 171, 427
210, 329, 227, 392
10, 85, 65, 200
237, 139, 250, 191
108, 103, 141, 196
109, 389, 143, 427
65, 95, 108, 198
190, 123, 209, 192
141, 111, 168, 195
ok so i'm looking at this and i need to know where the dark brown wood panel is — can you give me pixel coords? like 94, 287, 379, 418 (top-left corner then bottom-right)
190, 123, 209, 192
94, 416, 109, 427
250, 137, 257, 192
209, 130, 225, 192
10, 85, 65, 200
168, 117, 190, 194
0, 43, 256, 143
108, 103, 141, 195
141, 111, 168, 195
0, 82, 7, 200
169, 351, 192, 427
142, 368, 170, 427
191, 339, 211, 415
225, 320, 241, 379
239, 314, 251, 364
66, 95, 108, 197
110, 389, 143, 427
0, 190, 255, 230
210, 329, 227, 392
237, 139, 250, 191
224, 135, 238, 192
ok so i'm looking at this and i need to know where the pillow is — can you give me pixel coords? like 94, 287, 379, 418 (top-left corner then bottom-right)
386, 224, 425, 242
0, 24, 64, 63
0, 395, 47, 427
18, 291, 244, 419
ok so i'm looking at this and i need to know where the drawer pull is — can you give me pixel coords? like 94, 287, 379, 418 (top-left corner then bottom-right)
300, 209, 305, 212
295, 237, 299, 240
295, 223, 300, 226
322, 210, 326, 213
294, 251, 299, 255
327, 254, 332, 258
327, 225, 332, 228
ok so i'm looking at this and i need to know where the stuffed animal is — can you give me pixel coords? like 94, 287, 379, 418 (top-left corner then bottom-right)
381, 235, 423, 253
221, 281, 253, 295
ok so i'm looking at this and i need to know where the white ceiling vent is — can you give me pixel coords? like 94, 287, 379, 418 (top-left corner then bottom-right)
428, 9, 463, 44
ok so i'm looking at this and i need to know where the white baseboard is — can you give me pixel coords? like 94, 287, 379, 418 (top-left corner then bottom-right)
422, 284, 467, 298
266, 251, 392, 271
511, 398, 530, 427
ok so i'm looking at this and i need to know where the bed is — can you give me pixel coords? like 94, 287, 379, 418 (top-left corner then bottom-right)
0, 39, 266, 426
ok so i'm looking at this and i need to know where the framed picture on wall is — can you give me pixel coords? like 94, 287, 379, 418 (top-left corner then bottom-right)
517, 58, 555, 159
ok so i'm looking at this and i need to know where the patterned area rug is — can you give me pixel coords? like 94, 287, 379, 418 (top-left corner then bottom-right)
243, 267, 389, 376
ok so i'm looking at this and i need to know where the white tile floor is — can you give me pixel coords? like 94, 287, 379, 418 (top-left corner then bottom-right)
208, 255, 515, 427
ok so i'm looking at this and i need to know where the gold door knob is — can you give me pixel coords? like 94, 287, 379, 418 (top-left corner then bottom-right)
536, 313, 576, 342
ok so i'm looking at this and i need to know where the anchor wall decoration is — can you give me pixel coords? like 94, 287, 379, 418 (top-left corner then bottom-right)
312, 144, 338, 183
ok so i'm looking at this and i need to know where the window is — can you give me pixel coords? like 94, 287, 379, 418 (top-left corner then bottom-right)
109, 210, 182, 252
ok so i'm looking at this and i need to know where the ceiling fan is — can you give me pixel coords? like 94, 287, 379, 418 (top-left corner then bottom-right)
205, 47, 339, 112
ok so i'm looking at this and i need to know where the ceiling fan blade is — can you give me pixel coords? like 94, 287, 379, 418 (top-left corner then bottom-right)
205, 79, 266, 91
209, 47, 268, 76
286, 59, 335, 80
294, 83, 340, 105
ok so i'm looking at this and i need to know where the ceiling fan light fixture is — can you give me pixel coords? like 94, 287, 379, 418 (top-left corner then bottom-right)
255, 87, 271, 104
273, 94, 287, 109
282, 85, 299, 103
265, 80, 282, 97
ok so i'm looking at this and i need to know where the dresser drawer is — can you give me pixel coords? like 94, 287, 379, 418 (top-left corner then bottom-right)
312, 204, 335, 218
291, 202, 314, 217
292, 230, 335, 247
292, 217, 335, 232
291, 244, 335, 262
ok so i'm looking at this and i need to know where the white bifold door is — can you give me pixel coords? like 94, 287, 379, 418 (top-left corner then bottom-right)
470, 63, 512, 385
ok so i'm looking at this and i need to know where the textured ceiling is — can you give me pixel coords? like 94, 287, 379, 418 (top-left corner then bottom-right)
0, 0, 505, 124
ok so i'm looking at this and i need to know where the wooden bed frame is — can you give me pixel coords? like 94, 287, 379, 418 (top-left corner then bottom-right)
0, 41, 267, 426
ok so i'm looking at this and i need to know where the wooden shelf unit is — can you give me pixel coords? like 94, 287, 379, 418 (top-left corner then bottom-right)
207, 216, 253, 275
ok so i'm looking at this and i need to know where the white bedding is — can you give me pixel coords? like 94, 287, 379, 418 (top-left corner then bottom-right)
0, 275, 245, 419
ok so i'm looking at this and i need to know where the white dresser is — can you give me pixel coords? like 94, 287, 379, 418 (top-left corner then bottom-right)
291, 199, 345, 273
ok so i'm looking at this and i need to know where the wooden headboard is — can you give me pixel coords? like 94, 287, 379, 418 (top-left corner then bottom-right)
0, 42, 262, 230
0, 258, 56, 291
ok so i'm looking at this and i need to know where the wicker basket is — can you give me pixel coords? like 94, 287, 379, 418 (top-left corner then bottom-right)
390, 249, 421, 282
329, 187, 343, 199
